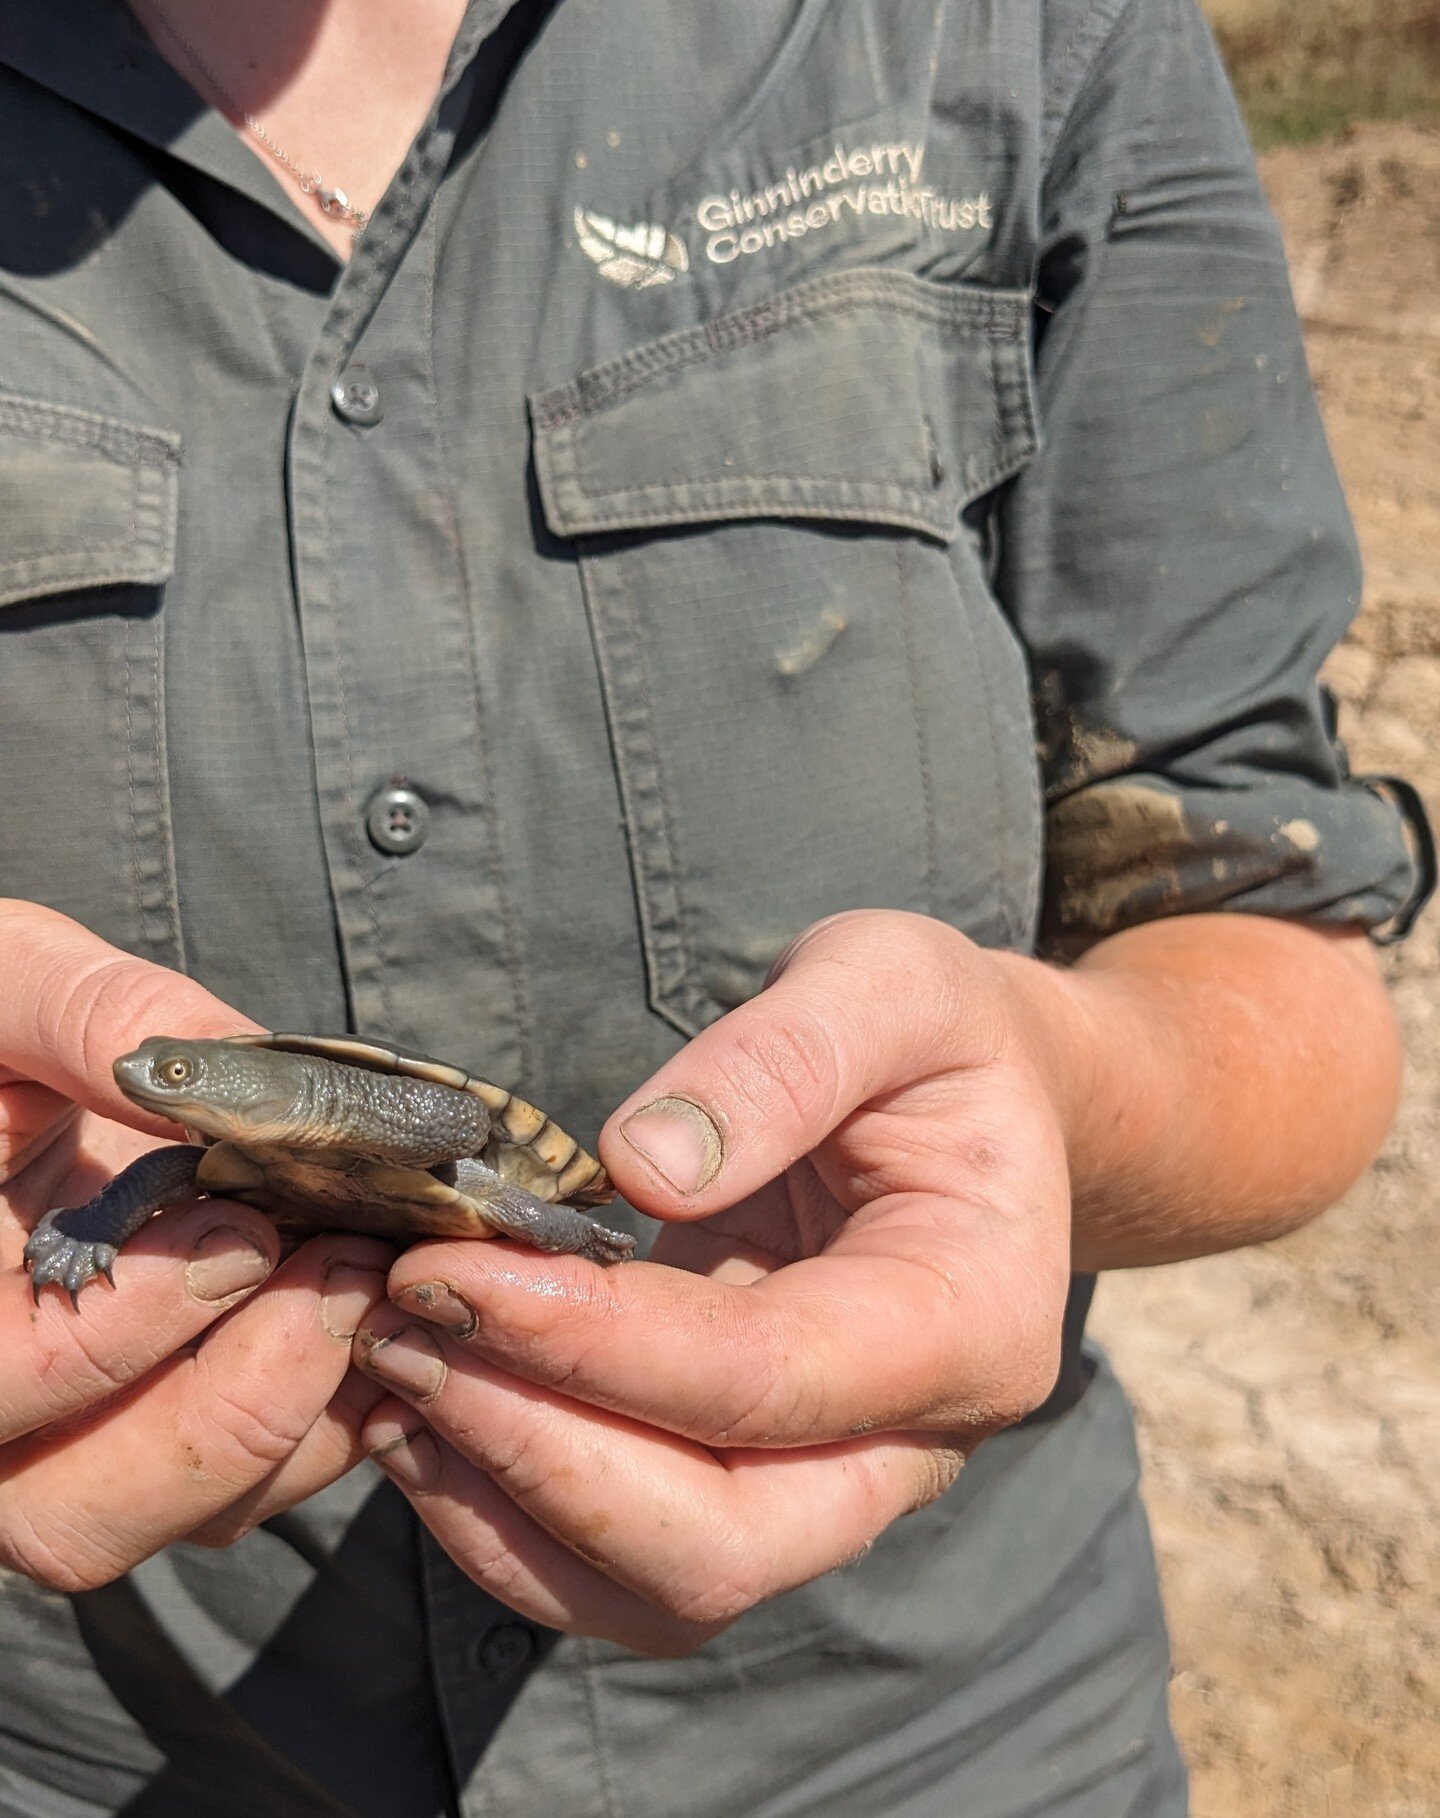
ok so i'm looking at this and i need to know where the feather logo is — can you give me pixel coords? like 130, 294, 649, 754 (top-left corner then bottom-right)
573, 208, 690, 288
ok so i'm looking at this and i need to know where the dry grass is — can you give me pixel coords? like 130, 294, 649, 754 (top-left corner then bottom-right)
1202, 0, 1440, 145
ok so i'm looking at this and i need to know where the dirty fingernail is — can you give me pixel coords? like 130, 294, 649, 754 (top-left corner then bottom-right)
621, 1096, 724, 1195
396, 1280, 478, 1338
357, 1326, 447, 1399
322, 1263, 387, 1340
370, 1426, 442, 1493
186, 1225, 274, 1302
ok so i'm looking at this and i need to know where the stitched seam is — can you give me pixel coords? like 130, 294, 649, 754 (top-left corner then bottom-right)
552, 469, 1010, 527
0, 562, 165, 605
957, 567, 1014, 945
1043, 1, 1105, 161
1041, 0, 1140, 169
124, 616, 145, 953
571, 467, 939, 502
1007, 332, 1042, 456
424, 208, 534, 1078
577, 1641, 623, 1818
988, 337, 1006, 474
0, 395, 179, 468
320, 391, 397, 1035
549, 386, 1036, 527
150, 594, 187, 973
560, 496, 953, 539
534, 274, 1030, 425
125, 458, 142, 560
616, 552, 707, 1031
310, 52, 437, 398
574, 552, 679, 1023
145, 612, 166, 953
895, 542, 939, 917
542, 288, 1025, 424
987, 346, 1043, 944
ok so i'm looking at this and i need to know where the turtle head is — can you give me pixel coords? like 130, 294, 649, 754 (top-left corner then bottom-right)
115, 1037, 310, 1141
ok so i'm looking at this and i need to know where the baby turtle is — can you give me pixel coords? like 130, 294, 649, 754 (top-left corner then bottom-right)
24, 1032, 635, 1303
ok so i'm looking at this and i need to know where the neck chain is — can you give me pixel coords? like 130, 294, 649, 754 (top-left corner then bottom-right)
142, 6, 370, 233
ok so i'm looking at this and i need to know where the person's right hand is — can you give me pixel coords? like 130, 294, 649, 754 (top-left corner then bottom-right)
0, 900, 393, 1590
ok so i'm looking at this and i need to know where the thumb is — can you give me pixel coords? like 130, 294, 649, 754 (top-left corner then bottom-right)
600, 910, 996, 1218
0, 900, 257, 1135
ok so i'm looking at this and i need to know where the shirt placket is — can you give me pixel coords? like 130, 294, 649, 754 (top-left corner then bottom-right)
285, 70, 527, 1074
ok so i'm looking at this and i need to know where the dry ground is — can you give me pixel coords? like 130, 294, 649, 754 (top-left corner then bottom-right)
1090, 124, 1440, 1818
1204, 0, 1440, 145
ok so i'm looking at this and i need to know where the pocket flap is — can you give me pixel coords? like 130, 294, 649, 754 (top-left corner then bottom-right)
0, 392, 181, 607
530, 269, 1037, 543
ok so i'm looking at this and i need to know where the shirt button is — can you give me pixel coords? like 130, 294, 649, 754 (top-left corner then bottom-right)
471, 1621, 538, 1678
331, 370, 383, 426
365, 784, 429, 855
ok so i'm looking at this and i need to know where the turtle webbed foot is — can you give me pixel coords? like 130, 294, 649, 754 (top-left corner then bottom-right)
573, 1220, 637, 1266
22, 1144, 206, 1306
24, 1210, 119, 1306
450, 1158, 637, 1265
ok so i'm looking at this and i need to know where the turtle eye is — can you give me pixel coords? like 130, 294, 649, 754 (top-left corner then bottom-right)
159, 1056, 194, 1087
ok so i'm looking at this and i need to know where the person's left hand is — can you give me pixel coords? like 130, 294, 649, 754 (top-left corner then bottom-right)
353, 910, 1073, 1656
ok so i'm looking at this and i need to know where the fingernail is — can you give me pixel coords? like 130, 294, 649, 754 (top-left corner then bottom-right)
322, 1262, 387, 1341
357, 1326, 446, 1399
370, 1427, 442, 1493
185, 1225, 274, 1302
621, 1096, 724, 1195
397, 1280, 479, 1337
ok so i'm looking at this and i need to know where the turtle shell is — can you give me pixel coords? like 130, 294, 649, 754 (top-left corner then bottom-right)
220, 1032, 613, 1206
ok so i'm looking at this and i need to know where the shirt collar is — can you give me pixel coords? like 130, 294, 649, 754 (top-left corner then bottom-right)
0, 0, 518, 255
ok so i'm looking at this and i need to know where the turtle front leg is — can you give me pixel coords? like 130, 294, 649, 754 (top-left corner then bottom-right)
24, 1144, 208, 1305
450, 1159, 636, 1265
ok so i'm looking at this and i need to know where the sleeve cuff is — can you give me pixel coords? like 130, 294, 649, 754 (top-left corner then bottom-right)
1042, 773, 1435, 946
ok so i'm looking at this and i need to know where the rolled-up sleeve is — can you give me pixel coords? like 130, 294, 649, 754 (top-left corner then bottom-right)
1000, 0, 1433, 945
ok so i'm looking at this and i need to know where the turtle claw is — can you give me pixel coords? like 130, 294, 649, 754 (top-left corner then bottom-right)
23, 1215, 114, 1306
577, 1221, 637, 1266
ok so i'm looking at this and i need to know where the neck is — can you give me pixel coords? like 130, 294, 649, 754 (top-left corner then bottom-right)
128, 0, 470, 258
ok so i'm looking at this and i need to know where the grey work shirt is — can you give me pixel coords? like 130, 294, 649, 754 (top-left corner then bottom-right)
0, 1, 1429, 1814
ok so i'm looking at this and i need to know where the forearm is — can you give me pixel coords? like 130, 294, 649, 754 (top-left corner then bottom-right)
993, 915, 1403, 1271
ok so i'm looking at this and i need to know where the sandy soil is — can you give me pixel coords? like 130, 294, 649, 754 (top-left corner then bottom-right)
1089, 124, 1440, 1817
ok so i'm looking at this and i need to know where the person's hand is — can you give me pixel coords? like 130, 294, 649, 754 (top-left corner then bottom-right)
354, 910, 1073, 1655
0, 900, 393, 1589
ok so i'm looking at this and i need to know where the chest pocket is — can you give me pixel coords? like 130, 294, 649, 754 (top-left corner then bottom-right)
531, 268, 1041, 1036
0, 390, 184, 962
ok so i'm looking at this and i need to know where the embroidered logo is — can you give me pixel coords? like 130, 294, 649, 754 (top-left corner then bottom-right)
695, 142, 991, 267
575, 143, 992, 284
573, 209, 690, 288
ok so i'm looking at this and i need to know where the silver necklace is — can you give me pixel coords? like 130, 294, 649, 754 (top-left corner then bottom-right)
143, 6, 370, 232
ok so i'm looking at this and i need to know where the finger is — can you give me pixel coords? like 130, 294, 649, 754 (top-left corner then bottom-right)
355, 1309, 964, 1626
0, 1200, 281, 1443
598, 910, 998, 1217
0, 900, 258, 1134
386, 1188, 1067, 1446
186, 1367, 390, 1548
181, 1253, 395, 1545
0, 1082, 77, 1184
361, 1399, 723, 1655
0, 1239, 390, 1591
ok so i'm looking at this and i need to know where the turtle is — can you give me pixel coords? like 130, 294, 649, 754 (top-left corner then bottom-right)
23, 1032, 635, 1303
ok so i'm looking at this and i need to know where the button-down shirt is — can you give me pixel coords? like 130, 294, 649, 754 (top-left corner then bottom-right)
0, 1, 1428, 1814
